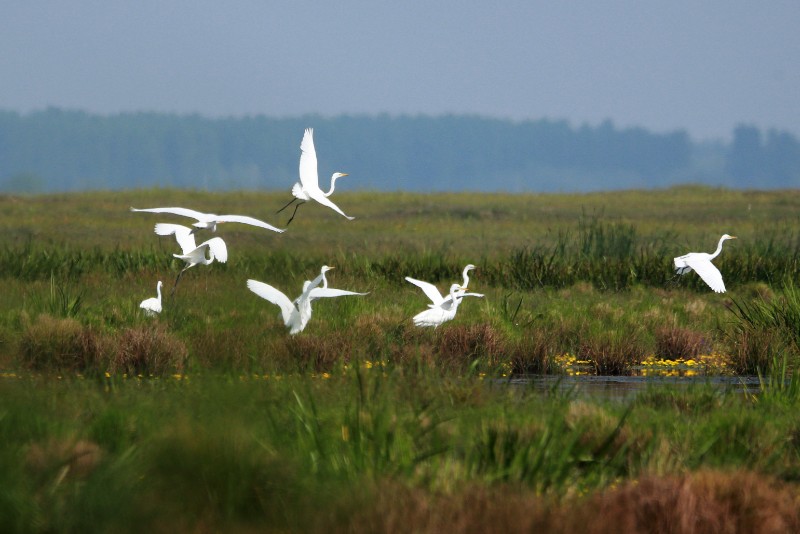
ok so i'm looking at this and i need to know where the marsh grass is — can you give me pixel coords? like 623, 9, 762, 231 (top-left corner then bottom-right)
5, 189, 800, 530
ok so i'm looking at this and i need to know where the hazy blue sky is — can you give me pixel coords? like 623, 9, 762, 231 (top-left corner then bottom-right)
2, 1, 798, 140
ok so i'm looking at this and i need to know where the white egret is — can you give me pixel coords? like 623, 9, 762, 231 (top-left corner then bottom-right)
673, 234, 737, 293
276, 128, 354, 225
247, 266, 368, 334
405, 263, 478, 307
154, 223, 229, 294
410, 283, 484, 328
131, 206, 284, 234
139, 281, 163, 316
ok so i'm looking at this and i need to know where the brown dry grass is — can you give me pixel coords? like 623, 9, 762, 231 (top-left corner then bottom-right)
18, 314, 187, 375
435, 323, 505, 369
340, 470, 800, 534
655, 325, 712, 360
19, 314, 107, 371
111, 326, 188, 375
285, 331, 355, 372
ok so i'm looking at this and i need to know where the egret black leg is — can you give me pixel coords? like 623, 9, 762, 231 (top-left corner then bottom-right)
276, 197, 298, 214
285, 201, 305, 226
171, 269, 186, 297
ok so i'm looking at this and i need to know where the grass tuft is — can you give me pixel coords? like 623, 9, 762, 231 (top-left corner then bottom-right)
110, 326, 188, 376
19, 314, 106, 371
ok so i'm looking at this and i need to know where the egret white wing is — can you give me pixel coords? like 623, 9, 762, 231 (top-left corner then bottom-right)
214, 214, 285, 233
438, 292, 484, 306
247, 279, 294, 325
308, 288, 369, 301
131, 206, 208, 220
306, 187, 354, 220
298, 128, 319, 190
405, 277, 444, 304
200, 237, 228, 263
684, 256, 726, 293
154, 223, 196, 254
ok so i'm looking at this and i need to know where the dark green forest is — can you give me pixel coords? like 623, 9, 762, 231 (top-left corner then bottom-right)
1, 108, 799, 193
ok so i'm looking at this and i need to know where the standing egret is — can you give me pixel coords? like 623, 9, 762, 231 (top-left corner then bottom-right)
673, 234, 737, 293
131, 206, 284, 234
154, 223, 228, 295
247, 266, 368, 334
139, 281, 163, 316
276, 128, 354, 225
410, 283, 484, 328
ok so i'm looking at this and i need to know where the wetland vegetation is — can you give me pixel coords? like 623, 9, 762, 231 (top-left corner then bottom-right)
2, 186, 800, 532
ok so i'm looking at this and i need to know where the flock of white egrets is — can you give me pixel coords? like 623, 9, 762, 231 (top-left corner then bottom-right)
133, 127, 738, 334
132, 128, 483, 332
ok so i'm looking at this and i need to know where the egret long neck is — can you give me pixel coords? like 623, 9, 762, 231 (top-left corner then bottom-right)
325, 175, 340, 197
449, 286, 460, 306
156, 284, 162, 301
709, 237, 727, 260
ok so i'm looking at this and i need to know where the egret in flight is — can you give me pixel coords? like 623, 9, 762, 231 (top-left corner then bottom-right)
247, 266, 368, 334
409, 282, 484, 328
131, 206, 284, 234
276, 128, 354, 225
154, 223, 229, 295
139, 280, 163, 316
673, 234, 737, 293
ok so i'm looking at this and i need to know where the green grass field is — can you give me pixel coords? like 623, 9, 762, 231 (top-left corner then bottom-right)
3, 187, 800, 532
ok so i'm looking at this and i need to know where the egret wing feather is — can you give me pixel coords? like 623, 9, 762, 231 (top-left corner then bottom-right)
200, 237, 228, 263
247, 279, 294, 325
684, 255, 726, 293
132, 207, 207, 220
306, 188, 354, 220
299, 128, 319, 190
405, 277, 444, 304
308, 288, 369, 301
437, 292, 484, 307
154, 223, 196, 254
214, 214, 285, 233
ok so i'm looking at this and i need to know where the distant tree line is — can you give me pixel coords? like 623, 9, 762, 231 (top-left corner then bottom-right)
1, 108, 798, 193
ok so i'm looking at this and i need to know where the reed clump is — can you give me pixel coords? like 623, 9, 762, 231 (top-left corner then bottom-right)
19, 314, 107, 371
654, 325, 712, 360
579, 329, 647, 375
507, 328, 561, 375
435, 323, 505, 369
111, 326, 188, 376
285, 331, 355, 372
